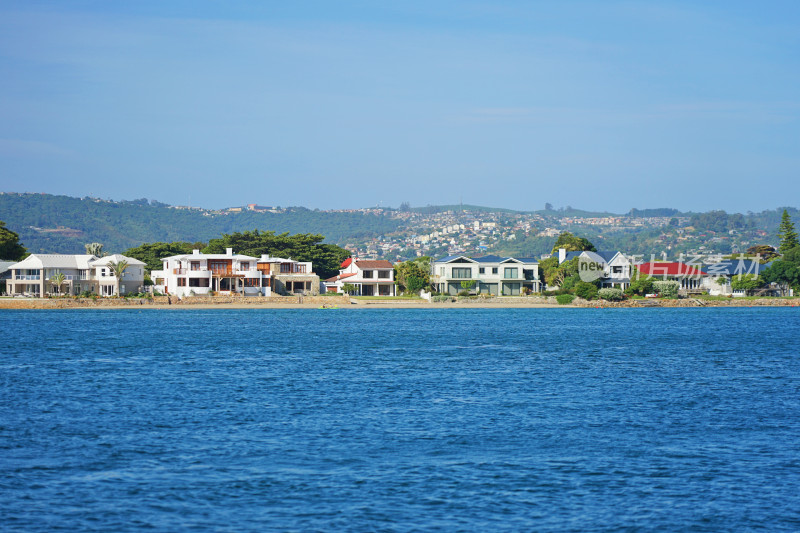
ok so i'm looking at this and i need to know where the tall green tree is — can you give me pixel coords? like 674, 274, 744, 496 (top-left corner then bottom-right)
85, 242, 106, 257
394, 257, 431, 294
0, 221, 27, 260
778, 210, 799, 253
123, 241, 205, 271
551, 231, 596, 253
203, 230, 350, 279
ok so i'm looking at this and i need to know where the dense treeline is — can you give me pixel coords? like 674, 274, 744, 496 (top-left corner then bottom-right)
123, 231, 351, 280
0, 194, 401, 254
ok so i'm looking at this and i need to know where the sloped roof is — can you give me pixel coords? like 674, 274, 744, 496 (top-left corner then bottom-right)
325, 272, 357, 282
639, 262, 707, 276
9, 254, 98, 270
89, 254, 146, 267
704, 260, 762, 276
355, 260, 393, 269
594, 251, 621, 262
341, 257, 352, 268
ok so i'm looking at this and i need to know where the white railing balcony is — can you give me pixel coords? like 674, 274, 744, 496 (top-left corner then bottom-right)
16, 275, 41, 280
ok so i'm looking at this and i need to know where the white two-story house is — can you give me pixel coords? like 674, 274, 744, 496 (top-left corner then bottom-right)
151, 248, 319, 298
6, 253, 146, 296
432, 255, 541, 296
324, 258, 396, 296
557, 248, 632, 289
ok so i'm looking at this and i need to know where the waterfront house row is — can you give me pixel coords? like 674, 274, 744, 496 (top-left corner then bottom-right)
431, 255, 542, 296
150, 248, 319, 298
5, 254, 146, 296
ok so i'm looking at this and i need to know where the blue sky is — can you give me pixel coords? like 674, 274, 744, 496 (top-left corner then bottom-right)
0, 1, 798, 213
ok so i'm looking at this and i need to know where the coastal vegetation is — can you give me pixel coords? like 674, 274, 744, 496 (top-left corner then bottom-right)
0, 220, 27, 261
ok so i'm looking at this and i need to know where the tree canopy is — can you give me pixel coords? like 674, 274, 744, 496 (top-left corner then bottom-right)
551, 231, 596, 253
394, 257, 431, 294
123, 241, 205, 271
0, 221, 27, 261
778, 210, 799, 253
202, 230, 350, 279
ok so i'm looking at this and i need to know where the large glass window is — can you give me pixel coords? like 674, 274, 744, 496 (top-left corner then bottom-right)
378, 270, 390, 279
452, 267, 472, 279
504, 267, 518, 279
363, 270, 374, 278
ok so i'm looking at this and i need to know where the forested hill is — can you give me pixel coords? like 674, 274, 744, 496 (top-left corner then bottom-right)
0, 193, 401, 254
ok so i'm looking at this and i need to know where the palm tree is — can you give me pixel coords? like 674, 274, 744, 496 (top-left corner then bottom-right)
107, 260, 129, 297
50, 271, 66, 296
85, 242, 106, 257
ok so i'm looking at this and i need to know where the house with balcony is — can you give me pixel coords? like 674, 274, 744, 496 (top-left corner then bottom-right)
6, 253, 145, 296
257, 255, 319, 295
151, 248, 267, 297
324, 258, 396, 296
432, 255, 541, 296
150, 248, 320, 297
556, 248, 633, 290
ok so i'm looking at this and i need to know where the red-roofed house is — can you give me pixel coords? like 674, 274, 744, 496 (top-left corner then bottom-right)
638, 262, 707, 291
324, 258, 396, 296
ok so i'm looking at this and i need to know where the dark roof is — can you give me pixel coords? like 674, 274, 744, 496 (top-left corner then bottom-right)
704, 260, 763, 276
594, 251, 619, 262
562, 251, 583, 262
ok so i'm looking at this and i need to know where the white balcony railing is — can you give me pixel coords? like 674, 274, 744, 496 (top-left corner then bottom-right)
16, 275, 41, 280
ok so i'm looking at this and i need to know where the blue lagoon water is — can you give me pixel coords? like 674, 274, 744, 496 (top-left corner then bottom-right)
2, 308, 800, 531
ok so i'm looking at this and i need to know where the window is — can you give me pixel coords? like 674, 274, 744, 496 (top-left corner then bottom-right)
243, 278, 260, 287
378, 270, 390, 279
363, 270, 374, 278
209, 260, 229, 274
612, 266, 623, 274
190, 261, 200, 271
177, 278, 187, 286
240, 262, 249, 270
452, 267, 472, 279
189, 278, 209, 287
479, 267, 485, 274
504, 267, 518, 279
492, 267, 498, 274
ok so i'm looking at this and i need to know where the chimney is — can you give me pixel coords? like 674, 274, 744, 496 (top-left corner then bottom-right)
260, 254, 270, 261
226, 248, 233, 256
193, 249, 200, 256
558, 248, 566, 263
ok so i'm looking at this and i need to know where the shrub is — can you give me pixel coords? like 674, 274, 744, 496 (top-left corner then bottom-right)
598, 288, 624, 301
574, 281, 598, 300
432, 295, 452, 302
556, 294, 576, 305
653, 280, 680, 298
458, 290, 470, 297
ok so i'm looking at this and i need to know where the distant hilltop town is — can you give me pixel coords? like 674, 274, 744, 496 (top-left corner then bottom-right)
0, 192, 792, 262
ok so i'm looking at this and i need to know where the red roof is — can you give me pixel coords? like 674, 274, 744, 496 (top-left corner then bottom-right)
325, 272, 357, 282
355, 260, 393, 269
638, 262, 707, 276
340, 257, 352, 268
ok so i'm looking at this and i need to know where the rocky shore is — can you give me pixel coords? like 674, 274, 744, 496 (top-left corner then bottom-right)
2, 294, 799, 310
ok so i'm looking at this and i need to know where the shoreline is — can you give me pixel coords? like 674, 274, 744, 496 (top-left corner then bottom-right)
1, 296, 799, 310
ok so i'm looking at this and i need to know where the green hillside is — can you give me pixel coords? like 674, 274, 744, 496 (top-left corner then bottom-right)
0, 193, 401, 254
